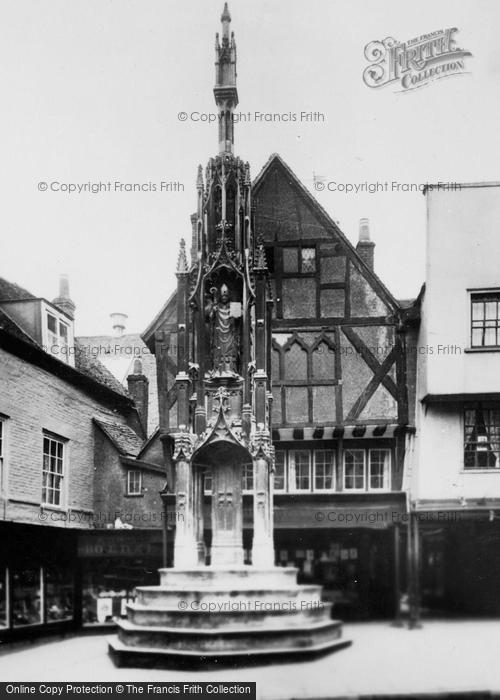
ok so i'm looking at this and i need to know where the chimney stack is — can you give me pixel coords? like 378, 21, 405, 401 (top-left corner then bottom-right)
127, 358, 149, 435
53, 274, 76, 320
110, 312, 128, 337
356, 218, 375, 271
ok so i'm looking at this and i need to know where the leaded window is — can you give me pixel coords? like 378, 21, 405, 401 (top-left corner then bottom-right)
464, 405, 500, 469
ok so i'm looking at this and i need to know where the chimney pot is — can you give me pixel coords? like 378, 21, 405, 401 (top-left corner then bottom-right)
359, 218, 370, 242
127, 364, 149, 435
110, 312, 128, 337
356, 218, 375, 271
53, 274, 76, 320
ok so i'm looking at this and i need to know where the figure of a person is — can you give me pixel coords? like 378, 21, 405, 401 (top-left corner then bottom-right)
207, 283, 240, 374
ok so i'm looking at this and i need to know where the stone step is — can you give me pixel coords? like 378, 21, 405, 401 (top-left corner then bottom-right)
108, 634, 352, 668
135, 585, 322, 608
126, 601, 332, 629
115, 617, 345, 654
158, 566, 299, 588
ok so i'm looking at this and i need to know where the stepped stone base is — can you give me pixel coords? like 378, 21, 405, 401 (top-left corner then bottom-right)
108, 566, 351, 668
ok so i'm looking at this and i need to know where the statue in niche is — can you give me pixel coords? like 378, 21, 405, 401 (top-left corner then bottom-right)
206, 283, 241, 375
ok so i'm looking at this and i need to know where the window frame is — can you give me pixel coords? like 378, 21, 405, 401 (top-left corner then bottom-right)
289, 449, 311, 493
41, 302, 74, 367
313, 449, 336, 492
272, 331, 338, 427
470, 290, 500, 349
281, 244, 317, 276
0, 416, 7, 497
242, 463, 254, 493
463, 403, 500, 471
343, 448, 366, 492
126, 469, 143, 496
42, 432, 67, 508
273, 450, 287, 493
368, 448, 391, 491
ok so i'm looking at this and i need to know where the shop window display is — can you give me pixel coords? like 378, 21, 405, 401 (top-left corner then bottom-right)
0, 568, 7, 628
45, 567, 73, 623
82, 558, 157, 625
12, 568, 41, 627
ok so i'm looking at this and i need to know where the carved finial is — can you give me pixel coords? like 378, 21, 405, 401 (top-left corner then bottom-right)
221, 2, 231, 23
244, 162, 251, 187
254, 235, 268, 271
213, 386, 231, 413
197, 164, 204, 190
176, 238, 189, 274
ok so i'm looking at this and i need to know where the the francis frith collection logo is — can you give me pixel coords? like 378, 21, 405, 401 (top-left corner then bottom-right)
363, 28, 472, 91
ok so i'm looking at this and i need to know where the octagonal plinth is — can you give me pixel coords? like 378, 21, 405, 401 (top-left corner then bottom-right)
108, 566, 351, 668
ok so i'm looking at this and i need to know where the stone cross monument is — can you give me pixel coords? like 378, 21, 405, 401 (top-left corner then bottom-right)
109, 5, 350, 666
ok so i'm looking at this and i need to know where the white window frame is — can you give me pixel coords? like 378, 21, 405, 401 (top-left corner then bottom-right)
343, 449, 366, 492
273, 450, 287, 493
41, 302, 75, 367
0, 417, 7, 497
242, 463, 254, 493
368, 449, 391, 491
469, 289, 500, 349
313, 449, 335, 492
289, 450, 311, 493
42, 433, 67, 507
126, 470, 143, 496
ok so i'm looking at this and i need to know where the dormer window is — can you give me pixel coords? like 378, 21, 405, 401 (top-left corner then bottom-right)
47, 313, 68, 348
42, 303, 74, 366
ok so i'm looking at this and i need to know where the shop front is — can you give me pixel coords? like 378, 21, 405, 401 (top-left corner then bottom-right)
418, 511, 500, 617
77, 530, 163, 627
0, 523, 78, 640
272, 494, 407, 620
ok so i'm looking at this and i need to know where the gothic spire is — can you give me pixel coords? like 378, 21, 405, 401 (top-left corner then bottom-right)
221, 2, 231, 37
214, 4, 238, 155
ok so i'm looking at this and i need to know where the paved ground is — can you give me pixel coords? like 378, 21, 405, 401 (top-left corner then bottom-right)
1, 620, 499, 699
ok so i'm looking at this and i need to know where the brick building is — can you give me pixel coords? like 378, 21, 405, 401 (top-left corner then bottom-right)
0, 276, 165, 638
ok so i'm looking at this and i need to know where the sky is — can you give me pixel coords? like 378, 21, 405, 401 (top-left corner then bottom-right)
1, 0, 499, 336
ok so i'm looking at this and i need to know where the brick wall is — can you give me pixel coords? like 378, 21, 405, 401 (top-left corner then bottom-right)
0, 348, 137, 529
93, 430, 166, 530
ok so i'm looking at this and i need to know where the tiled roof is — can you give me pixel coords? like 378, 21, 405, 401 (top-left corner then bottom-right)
0, 276, 130, 400
77, 333, 158, 433
0, 307, 39, 346
0, 277, 36, 302
94, 419, 144, 456
73, 341, 129, 397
